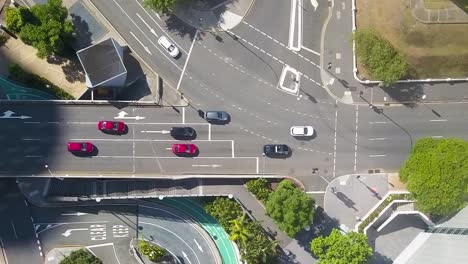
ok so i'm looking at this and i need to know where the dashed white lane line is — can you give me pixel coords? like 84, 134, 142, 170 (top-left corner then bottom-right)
429, 119, 448, 122
369, 121, 387, 124
369, 154, 387, 158
368, 138, 387, 141
333, 100, 338, 178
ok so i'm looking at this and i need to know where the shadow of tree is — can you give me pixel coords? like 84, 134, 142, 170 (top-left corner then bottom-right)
70, 14, 93, 50
379, 83, 425, 108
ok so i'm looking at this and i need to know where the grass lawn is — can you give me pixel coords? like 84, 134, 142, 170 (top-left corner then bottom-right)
423, 0, 449, 9
356, 0, 468, 78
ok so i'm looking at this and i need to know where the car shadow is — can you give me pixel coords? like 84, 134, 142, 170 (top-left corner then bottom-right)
174, 148, 200, 157
70, 147, 99, 157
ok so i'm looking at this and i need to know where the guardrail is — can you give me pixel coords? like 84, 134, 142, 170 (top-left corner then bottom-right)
350, 0, 468, 85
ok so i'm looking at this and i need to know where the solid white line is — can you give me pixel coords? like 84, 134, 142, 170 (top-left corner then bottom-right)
369, 154, 387, 158
432, 136, 444, 139
24, 122, 40, 124
140, 221, 200, 264
86, 243, 114, 249
22, 138, 40, 141
208, 124, 212, 141
0, 237, 8, 264
368, 138, 387, 141
256, 157, 259, 174
25, 156, 43, 158
429, 119, 447, 122
298, 0, 303, 49
111, 244, 121, 264
135, 0, 189, 54
231, 140, 235, 158
68, 139, 231, 142
182, 107, 185, 124
289, 0, 297, 50
320, 175, 330, 184
306, 191, 326, 194
176, 30, 198, 91
110, 0, 182, 71
300, 45, 320, 56
95, 156, 257, 159
47, 122, 59, 124
10, 222, 17, 239
368, 121, 387, 124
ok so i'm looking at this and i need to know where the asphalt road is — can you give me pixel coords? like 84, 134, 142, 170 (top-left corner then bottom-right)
30, 202, 220, 264
2, 0, 468, 195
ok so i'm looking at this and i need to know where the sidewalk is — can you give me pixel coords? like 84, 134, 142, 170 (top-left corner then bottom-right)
323, 173, 405, 232
0, 37, 87, 99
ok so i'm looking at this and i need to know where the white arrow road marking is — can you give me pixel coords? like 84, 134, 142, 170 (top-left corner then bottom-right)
130, 31, 152, 55
193, 239, 203, 252
61, 228, 89, 237
182, 251, 192, 264
141, 130, 170, 134
61, 212, 88, 216
0, 110, 31, 119
136, 13, 158, 37
165, 147, 172, 150
191, 164, 222, 168
310, 0, 318, 11
115, 111, 146, 120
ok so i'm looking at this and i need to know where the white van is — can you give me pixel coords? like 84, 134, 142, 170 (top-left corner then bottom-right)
158, 36, 180, 58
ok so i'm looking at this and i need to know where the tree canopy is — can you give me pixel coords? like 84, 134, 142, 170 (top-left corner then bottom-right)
310, 229, 373, 264
245, 178, 272, 202
354, 30, 409, 84
144, 0, 176, 13
399, 137, 468, 215
60, 249, 102, 264
5, 0, 74, 58
204, 197, 278, 263
266, 180, 315, 237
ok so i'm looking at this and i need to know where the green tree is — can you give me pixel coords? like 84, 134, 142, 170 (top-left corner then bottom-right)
241, 221, 278, 264
144, 0, 176, 13
266, 180, 315, 237
311, 229, 372, 264
60, 249, 102, 264
400, 137, 468, 215
229, 213, 251, 248
5, 7, 31, 33
204, 197, 243, 233
6, 0, 74, 58
138, 240, 166, 262
354, 30, 409, 84
246, 178, 272, 202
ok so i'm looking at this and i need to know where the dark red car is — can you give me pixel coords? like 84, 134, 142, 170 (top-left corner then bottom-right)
68, 142, 94, 153
98, 121, 125, 133
171, 144, 197, 156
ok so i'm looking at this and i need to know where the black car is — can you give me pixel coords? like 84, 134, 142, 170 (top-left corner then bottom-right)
263, 144, 290, 158
204, 111, 229, 123
171, 127, 196, 140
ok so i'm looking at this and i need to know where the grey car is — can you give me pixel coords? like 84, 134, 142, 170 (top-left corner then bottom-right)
204, 111, 229, 123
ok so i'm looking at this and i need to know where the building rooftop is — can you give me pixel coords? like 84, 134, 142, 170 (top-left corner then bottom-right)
76, 38, 126, 88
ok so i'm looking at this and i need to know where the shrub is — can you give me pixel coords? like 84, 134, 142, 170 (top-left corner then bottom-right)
354, 30, 409, 84
8, 63, 74, 99
138, 240, 166, 262
60, 249, 102, 264
246, 178, 272, 202
204, 197, 243, 233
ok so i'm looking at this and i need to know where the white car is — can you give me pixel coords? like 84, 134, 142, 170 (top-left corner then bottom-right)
158, 36, 180, 58
290, 126, 314, 137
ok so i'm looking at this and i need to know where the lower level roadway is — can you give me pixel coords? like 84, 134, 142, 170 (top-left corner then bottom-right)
30, 202, 222, 264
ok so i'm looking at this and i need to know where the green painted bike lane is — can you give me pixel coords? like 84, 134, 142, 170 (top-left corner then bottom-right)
0, 77, 57, 100
153, 197, 239, 264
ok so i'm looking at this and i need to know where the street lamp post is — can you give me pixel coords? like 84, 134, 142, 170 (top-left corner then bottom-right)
44, 164, 63, 181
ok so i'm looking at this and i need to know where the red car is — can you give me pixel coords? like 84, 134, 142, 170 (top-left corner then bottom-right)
172, 144, 197, 156
98, 121, 125, 133
68, 142, 94, 153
